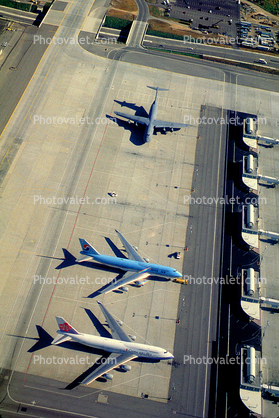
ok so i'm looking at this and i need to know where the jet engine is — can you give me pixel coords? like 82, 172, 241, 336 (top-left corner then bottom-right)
120, 364, 131, 372
128, 335, 136, 341
103, 373, 113, 380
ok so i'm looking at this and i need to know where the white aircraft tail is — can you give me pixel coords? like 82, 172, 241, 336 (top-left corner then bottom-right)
56, 317, 80, 333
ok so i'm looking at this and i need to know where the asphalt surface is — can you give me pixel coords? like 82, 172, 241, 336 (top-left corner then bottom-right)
0, 23, 58, 185
144, 35, 279, 69
0, 5, 38, 25
169, 105, 227, 417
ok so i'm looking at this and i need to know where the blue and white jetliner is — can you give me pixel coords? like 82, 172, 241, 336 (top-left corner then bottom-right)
52, 301, 174, 385
77, 229, 182, 294
114, 86, 189, 143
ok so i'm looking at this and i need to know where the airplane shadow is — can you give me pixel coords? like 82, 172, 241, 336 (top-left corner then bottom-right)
107, 114, 145, 146
109, 100, 149, 147
83, 308, 112, 339
28, 326, 53, 352
104, 237, 127, 258
114, 100, 148, 117
64, 353, 112, 390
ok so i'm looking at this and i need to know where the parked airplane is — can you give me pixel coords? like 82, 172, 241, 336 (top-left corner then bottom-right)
52, 301, 174, 385
114, 86, 189, 143
76, 229, 182, 294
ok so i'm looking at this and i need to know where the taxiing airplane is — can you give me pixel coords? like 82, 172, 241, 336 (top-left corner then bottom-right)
114, 86, 189, 143
52, 301, 174, 385
76, 229, 182, 294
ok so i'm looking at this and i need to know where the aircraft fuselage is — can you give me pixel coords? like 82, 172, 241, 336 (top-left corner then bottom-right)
144, 99, 158, 143
57, 331, 174, 360
85, 253, 182, 279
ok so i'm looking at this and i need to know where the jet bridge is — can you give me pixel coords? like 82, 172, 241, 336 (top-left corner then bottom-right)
258, 229, 279, 242
243, 173, 279, 187
257, 135, 279, 146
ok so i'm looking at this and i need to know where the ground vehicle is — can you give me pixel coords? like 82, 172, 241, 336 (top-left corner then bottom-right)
174, 277, 188, 284
258, 58, 267, 64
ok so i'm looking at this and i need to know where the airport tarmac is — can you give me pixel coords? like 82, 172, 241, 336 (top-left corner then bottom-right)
0, 0, 279, 416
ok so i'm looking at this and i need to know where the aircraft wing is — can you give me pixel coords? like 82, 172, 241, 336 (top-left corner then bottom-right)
115, 229, 145, 262
114, 111, 149, 125
154, 120, 189, 129
99, 269, 150, 295
81, 353, 137, 385
97, 301, 131, 342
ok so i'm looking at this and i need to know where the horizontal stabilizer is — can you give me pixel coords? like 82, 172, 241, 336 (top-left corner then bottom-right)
147, 86, 169, 92
51, 334, 72, 345
76, 255, 93, 263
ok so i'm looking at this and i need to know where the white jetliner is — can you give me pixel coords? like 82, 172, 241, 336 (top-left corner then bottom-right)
114, 86, 189, 143
52, 301, 174, 385
76, 229, 182, 294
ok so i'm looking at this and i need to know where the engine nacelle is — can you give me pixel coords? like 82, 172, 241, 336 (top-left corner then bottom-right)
116, 320, 123, 326
143, 257, 149, 262
129, 335, 136, 341
163, 127, 166, 132
103, 373, 113, 380
120, 286, 128, 292
120, 364, 131, 372
171, 127, 174, 132
135, 281, 144, 287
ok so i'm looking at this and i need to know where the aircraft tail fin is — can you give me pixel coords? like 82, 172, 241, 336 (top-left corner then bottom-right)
55, 317, 80, 335
79, 238, 100, 256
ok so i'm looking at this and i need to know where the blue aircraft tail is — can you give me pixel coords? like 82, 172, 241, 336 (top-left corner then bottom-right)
79, 238, 100, 255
